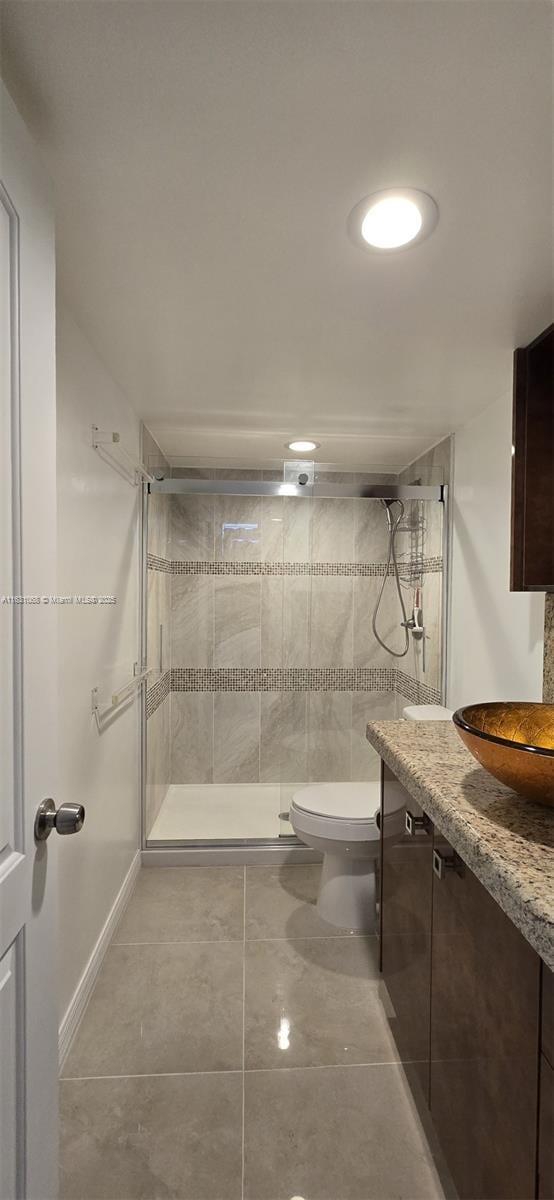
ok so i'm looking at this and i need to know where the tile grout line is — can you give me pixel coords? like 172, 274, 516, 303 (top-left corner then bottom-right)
111, 938, 246, 947
60, 1059, 429, 1083
60, 1069, 245, 1082
243, 932, 377, 943
110, 932, 376, 947
241, 864, 246, 1200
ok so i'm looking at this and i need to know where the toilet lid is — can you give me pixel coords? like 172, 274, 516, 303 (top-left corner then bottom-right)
292, 782, 380, 823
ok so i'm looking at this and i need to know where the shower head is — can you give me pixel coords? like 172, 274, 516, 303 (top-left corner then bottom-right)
381, 497, 403, 530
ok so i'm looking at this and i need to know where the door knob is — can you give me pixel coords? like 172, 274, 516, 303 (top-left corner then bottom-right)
34, 798, 85, 842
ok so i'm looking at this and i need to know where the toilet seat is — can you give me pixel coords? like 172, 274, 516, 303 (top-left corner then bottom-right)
290, 782, 380, 843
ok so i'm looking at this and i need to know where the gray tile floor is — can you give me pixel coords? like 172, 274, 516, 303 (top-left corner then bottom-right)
60, 865, 446, 1200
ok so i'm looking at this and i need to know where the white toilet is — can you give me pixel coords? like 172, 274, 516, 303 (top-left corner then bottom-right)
290, 781, 381, 932
289, 703, 453, 932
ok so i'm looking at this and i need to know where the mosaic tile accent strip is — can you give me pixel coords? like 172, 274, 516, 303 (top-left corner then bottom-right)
398, 556, 443, 582
396, 670, 442, 707
171, 667, 396, 692
147, 553, 172, 573
148, 556, 443, 577
169, 666, 441, 703
146, 669, 171, 719
146, 664, 441, 717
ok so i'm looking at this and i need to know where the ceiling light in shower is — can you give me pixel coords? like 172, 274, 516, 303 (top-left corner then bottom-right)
286, 440, 319, 453
349, 188, 438, 252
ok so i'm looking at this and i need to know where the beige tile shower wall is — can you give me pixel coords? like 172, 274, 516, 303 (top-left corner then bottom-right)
169, 688, 404, 786
145, 695, 170, 832
145, 559, 171, 835
167, 486, 442, 785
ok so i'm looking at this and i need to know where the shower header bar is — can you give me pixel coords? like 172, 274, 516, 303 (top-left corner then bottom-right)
149, 479, 444, 501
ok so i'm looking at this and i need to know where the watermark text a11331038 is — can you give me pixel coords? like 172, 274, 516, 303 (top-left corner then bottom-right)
0, 595, 117, 605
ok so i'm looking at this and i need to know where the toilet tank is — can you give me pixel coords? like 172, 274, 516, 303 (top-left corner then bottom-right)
402, 704, 453, 721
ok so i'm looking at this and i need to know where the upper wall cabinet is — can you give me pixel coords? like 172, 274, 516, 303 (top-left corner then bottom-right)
511, 324, 554, 591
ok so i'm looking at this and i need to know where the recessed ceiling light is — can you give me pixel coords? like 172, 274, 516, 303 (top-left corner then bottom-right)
348, 188, 438, 252
286, 440, 320, 453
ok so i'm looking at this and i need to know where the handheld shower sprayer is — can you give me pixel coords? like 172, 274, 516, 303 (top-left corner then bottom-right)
382, 499, 395, 531
371, 499, 410, 658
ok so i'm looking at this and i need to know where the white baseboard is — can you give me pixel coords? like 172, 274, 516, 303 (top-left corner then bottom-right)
58, 849, 141, 1070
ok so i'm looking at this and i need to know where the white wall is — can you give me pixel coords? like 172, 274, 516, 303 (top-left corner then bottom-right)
448, 392, 544, 709
56, 305, 140, 1023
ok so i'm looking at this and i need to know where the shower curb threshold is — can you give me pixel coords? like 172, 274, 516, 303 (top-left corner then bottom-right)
141, 845, 323, 867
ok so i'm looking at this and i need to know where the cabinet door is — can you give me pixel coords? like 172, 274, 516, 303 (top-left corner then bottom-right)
511, 323, 554, 590
430, 833, 541, 1199
538, 1054, 553, 1200
380, 763, 433, 1101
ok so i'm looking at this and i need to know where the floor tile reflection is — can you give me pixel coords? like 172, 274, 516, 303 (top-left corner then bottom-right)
246, 864, 356, 939
61, 864, 445, 1200
245, 936, 399, 1069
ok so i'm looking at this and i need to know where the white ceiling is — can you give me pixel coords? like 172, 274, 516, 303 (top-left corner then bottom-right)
1, 0, 552, 469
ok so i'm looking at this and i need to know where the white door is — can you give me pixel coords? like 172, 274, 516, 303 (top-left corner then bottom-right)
1, 84, 59, 1200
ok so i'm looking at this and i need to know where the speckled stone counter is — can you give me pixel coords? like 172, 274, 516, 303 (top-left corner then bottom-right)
544, 593, 554, 703
366, 720, 554, 969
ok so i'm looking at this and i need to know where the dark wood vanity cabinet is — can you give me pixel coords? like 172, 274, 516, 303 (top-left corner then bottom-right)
380, 767, 546, 1200
538, 1056, 553, 1200
430, 833, 540, 1200
511, 323, 554, 592
380, 763, 433, 1101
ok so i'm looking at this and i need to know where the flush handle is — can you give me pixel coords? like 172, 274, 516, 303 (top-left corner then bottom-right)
34, 798, 86, 842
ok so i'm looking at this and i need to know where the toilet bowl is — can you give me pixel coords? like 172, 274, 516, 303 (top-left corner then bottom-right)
289, 782, 380, 932
290, 705, 453, 932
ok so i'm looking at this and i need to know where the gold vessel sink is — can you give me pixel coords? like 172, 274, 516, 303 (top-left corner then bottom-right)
453, 702, 554, 807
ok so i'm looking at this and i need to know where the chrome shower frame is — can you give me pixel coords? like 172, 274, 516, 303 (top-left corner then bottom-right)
140, 476, 448, 862
150, 478, 442, 500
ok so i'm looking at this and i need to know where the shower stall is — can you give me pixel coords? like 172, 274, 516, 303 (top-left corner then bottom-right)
140, 466, 447, 854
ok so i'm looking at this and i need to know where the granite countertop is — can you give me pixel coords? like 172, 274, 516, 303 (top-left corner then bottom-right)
366, 720, 554, 969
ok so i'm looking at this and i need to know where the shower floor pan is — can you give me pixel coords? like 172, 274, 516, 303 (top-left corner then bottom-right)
147, 782, 302, 843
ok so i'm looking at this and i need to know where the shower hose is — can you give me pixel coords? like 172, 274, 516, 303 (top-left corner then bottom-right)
371, 499, 410, 658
